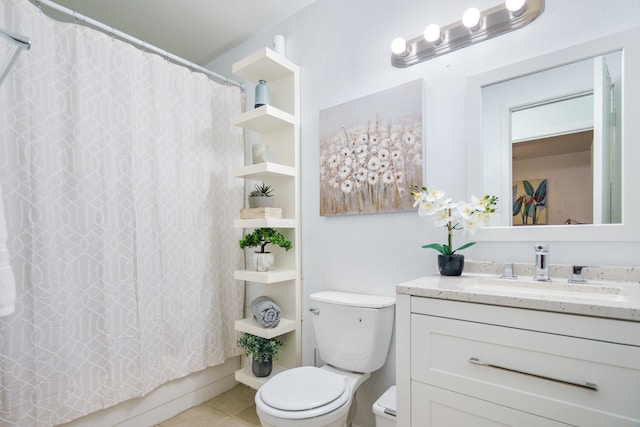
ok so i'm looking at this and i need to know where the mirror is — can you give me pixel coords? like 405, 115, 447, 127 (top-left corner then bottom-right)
482, 51, 621, 227
467, 28, 640, 241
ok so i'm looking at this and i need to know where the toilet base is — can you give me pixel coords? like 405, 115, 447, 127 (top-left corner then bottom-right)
258, 414, 347, 427
257, 400, 349, 427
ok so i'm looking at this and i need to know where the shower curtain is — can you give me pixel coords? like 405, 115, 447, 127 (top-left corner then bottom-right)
0, 0, 244, 425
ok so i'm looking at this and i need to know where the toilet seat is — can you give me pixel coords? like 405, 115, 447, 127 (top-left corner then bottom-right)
257, 366, 351, 419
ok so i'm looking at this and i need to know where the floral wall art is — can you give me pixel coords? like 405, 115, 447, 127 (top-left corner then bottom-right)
319, 79, 424, 216
512, 178, 548, 225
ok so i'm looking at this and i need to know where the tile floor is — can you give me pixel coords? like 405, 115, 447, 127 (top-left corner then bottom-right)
155, 384, 261, 427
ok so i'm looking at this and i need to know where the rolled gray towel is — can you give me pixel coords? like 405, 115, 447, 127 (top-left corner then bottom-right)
250, 296, 281, 328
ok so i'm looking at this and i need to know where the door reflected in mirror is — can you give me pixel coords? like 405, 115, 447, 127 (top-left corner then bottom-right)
481, 50, 622, 226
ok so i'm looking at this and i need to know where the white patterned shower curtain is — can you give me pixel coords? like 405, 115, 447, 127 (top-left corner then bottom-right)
0, 0, 244, 425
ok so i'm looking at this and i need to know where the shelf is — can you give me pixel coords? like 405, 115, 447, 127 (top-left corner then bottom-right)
233, 162, 296, 180
235, 317, 297, 338
234, 269, 297, 283
231, 48, 301, 375
234, 218, 296, 228
235, 365, 286, 390
232, 105, 295, 133
232, 47, 298, 84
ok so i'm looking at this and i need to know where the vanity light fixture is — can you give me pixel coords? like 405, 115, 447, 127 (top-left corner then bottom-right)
423, 24, 443, 44
506, 0, 527, 15
462, 7, 482, 30
391, 0, 544, 67
391, 37, 408, 55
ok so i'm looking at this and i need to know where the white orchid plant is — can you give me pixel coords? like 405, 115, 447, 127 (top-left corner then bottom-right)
411, 185, 498, 255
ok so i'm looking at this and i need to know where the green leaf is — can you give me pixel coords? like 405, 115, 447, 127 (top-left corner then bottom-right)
453, 242, 476, 253
512, 195, 523, 216
534, 179, 547, 204
523, 180, 534, 197
421, 243, 446, 254
239, 227, 292, 252
237, 333, 282, 362
525, 201, 536, 218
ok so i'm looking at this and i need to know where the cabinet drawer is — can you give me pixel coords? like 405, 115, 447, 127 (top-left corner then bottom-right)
411, 314, 640, 426
411, 382, 570, 426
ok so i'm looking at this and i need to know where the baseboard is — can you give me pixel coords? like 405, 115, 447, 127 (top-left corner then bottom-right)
57, 357, 240, 427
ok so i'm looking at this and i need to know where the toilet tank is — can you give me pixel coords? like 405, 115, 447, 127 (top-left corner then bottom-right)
310, 291, 395, 373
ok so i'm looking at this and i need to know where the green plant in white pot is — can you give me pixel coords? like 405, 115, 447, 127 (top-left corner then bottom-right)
239, 227, 292, 271
237, 333, 283, 377
248, 183, 275, 208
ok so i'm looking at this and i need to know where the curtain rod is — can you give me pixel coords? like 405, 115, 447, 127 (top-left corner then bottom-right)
34, 0, 244, 90
0, 28, 32, 50
0, 28, 31, 87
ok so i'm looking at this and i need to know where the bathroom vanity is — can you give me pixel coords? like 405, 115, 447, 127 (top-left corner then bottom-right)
395, 273, 640, 427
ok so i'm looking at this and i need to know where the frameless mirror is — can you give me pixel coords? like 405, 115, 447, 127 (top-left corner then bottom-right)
467, 28, 640, 241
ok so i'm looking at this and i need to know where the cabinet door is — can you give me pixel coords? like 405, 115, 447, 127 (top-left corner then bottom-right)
411, 314, 640, 426
412, 382, 570, 426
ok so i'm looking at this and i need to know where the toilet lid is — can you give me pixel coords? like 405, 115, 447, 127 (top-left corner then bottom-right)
261, 366, 347, 411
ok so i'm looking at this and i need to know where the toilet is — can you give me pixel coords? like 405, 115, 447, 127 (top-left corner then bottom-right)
255, 290, 396, 427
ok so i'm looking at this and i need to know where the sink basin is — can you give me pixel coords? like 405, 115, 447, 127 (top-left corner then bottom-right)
458, 275, 631, 303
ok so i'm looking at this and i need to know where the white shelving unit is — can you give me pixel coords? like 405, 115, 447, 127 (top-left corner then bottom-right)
231, 47, 301, 389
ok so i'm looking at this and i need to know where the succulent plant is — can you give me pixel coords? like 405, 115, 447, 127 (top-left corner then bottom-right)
249, 183, 273, 197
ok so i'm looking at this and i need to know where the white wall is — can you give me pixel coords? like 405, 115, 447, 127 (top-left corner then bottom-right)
208, 1, 640, 425
513, 150, 592, 224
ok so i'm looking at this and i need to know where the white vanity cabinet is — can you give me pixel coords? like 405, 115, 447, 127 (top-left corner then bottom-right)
396, 294, 640, 427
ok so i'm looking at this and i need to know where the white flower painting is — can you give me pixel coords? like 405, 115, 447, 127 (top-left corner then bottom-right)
319, 79, 424, 216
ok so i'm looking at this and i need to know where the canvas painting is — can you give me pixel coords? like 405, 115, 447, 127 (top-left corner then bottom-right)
513, 178, 548, 225
319, 79, 424, 216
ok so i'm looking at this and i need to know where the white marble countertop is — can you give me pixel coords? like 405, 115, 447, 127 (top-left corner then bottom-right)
396, 273, 640, 322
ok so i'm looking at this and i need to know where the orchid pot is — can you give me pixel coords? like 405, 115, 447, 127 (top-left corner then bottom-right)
438, 254, 465, 276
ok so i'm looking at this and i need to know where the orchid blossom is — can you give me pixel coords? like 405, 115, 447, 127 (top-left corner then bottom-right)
410, 185, 498, 255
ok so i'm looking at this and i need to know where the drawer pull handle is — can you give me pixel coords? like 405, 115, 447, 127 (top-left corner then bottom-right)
468, 357, 598, 391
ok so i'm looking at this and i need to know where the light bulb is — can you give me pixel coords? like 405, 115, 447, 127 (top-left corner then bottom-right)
391, 37, 407, 55
462, 7, 481, 29
506, 0, 527, 15
424, 24, 442, 44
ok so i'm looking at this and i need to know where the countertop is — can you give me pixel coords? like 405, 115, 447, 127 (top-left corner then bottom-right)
396, 273, 640, 322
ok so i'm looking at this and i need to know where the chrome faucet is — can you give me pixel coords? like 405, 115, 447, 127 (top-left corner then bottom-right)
569, 265, 590, 283
501, 262, 517, 279
534, 244, 550, 281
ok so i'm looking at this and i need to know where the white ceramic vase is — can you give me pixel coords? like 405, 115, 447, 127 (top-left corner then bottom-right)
253, 252, 275, 271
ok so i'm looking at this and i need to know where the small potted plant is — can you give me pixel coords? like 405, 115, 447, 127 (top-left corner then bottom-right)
239, 227, 293, 271
248, 183, 275, 208
237, 333, 283, 377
